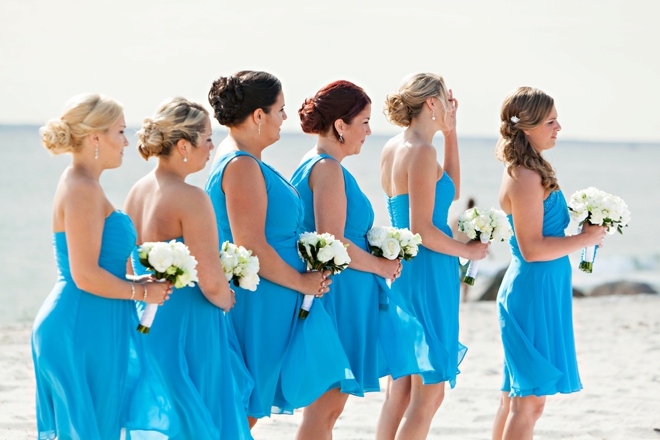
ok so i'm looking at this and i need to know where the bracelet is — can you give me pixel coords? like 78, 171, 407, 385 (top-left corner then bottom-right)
129, 282, 136, 300
141, 283, 148, 302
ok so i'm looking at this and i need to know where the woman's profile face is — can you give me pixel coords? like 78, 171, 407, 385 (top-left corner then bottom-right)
189, 118, 214, 172
340, 103, 372, 156
261, 91, 287, 144
524, 106, 561, 153
98, 113, 128, 168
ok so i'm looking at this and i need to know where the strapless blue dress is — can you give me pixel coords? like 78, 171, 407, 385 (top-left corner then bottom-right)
31, 211, 179, 440
205, 150, 357, 418
498, 190, 582, 397
385, 173, 467, 387
131, 238, 253, 439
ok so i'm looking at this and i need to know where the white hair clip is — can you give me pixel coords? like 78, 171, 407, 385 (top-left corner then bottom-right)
510, 116, 520, 124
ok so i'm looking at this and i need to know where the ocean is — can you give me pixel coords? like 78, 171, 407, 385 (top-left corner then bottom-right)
1, 126, 658, 324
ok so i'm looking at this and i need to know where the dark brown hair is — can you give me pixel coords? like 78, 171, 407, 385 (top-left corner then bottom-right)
208, 71, 281, 127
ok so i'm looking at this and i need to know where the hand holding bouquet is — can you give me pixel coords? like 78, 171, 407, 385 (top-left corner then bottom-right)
458, 207, 513, 285
220, 241, 260, 291
136, 240, 199, 333
568, 187, 630, 273
297, 232, 351, 319
367, 226, 422, 262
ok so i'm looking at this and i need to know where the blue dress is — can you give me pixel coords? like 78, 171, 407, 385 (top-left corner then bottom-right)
205, 150, 357, 418
497, 190, 582, 397
31, 211, 179, 440
292, 154, 379, 394
131, 238, 253, 440
386, 173, 468, 387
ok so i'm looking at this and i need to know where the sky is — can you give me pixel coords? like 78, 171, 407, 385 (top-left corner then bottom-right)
1, 0, 659, 142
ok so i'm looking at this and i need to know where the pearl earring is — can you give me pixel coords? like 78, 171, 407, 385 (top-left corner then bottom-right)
431, 111, 436, 121
258, 121, 261, 135
183, 156, 187, 163
338, 133, 344, 143
95, 144, 99, 159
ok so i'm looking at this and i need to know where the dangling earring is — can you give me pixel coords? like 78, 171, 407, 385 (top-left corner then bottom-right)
95, 144, 99, 159
431, 111, 436, 121
258, 121, 261, 135
183, 155, 187, 163
338, 133, 344, 143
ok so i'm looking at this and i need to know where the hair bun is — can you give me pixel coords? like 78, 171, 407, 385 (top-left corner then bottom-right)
40, 119, 73, 155
383, 92, 411, 127
137, 117, 165, 159
208, 76, 244, 126
298, 97, 325, 134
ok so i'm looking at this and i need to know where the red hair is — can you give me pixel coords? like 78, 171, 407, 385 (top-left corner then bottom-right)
299, 80, 371, 141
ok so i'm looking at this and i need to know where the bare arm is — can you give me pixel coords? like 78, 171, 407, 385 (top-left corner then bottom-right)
442, 128, 460, 200
310, 159, 399, 281
64, 180, 170, 304
223, 156, 328, 295
505, 167, 606, 262
180, 187, 234, 310
408, 144, 489, 260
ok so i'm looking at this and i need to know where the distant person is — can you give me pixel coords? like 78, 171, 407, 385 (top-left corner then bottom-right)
377, 73, 489, 440
32, 94, 177, 439
205, 71, 355, 430
491, 87, 606, 440
290, 80, 403, 439
124, 97, 251, 438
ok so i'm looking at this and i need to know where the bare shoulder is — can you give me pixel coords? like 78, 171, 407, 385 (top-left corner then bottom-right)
406, 139, 438, 165
312, 157, 343, 177
59, 169, 104, 202
511, 166, 543, 187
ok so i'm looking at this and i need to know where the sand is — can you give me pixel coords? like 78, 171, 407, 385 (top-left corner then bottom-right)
2, 294, 659, 440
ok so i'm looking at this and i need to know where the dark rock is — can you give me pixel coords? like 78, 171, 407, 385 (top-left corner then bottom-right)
478, 269, 587, 301
589, 281, 658, 297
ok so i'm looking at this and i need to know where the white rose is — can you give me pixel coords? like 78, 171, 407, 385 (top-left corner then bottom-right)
398, 228, 414, 246
239, 272, 260, 291
368, 226, 389, 248
474, 214, 491, 232
462, 222, 477, 240
381, 237, 401, 260
147, 242, 174, 273
589, 209, 604, 225
330, 240, 351, 266
317, 244, 335, 263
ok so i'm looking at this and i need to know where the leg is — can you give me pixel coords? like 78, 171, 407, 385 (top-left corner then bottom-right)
492, 391, 511, 440
502, 395, 546, 440
394, 375, 445, 440
295, 389, 349, 440
375, 375, 411, 440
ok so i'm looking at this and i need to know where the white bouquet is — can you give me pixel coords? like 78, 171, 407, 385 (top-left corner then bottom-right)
220, 241, 260, 291
136, 240, 199, 334
367, 226, 422, 262
568, 187, 630, 273
458, 207, 513, 285
296, 232, 351, 319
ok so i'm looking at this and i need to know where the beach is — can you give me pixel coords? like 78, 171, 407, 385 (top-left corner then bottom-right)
3, 293, 659, 439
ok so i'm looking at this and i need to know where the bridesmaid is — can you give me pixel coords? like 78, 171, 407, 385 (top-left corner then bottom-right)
491, 88, 606, 440
290, 81, 402, 439
32, 94, 177, 439
124, 97, 252, 439
376, 73, 489, 440
205, 70, 356, 428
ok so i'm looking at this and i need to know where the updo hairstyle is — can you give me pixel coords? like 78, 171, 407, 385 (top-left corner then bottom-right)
136, 97, 209, 160
495, 87, 559, 191
384, 73, 450, 127
208, 71, 281, 127
298, 80, 371, 141
40, 94, 123, 155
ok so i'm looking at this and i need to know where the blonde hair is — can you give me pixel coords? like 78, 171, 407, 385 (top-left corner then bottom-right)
495, 87, 559, 192
384, 73, 450, 127
137, 97, 209, 160
40, 94, 123, 155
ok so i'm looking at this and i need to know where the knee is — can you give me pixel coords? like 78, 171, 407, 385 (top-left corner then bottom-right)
511, 397, 545, 422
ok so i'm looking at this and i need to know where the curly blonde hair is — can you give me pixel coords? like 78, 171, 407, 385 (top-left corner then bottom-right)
137, 97, 209, 160
495, 87, 559, 191
40, 94, 123, 155
383, 73, 450, 127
